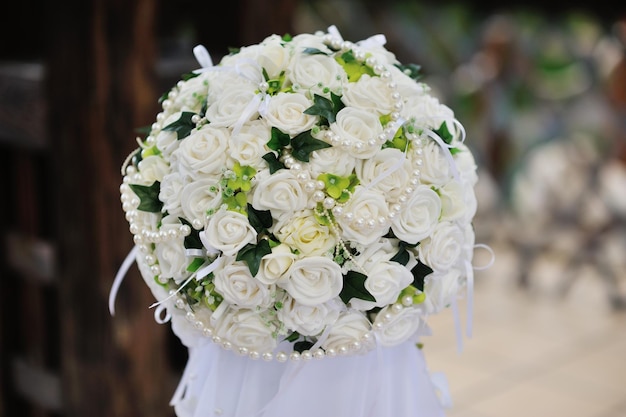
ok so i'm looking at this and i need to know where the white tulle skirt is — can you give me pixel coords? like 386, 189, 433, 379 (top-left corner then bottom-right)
170, 339, 448, 417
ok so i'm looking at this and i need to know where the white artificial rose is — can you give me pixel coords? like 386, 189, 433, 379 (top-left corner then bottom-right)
389, 65, 427, 97
261, 92, 317, 135
172, 73, 210, 113
403, 94, 455, 130
154, 127, 179, 158
391, 185, 441, 244
373, 305, 422, 347
179, 178, 222, 227
349, 260, 413, 311
214, 308, 278, 353
137, 155, 169, 183
153, 215, 190, 283
331, 107, 383, 159
308, 146, 357, 177
437, 181, 467, 222
321, 310, 371, 353
219, 45, 264, 85
354, 148, 411, 201
173, 125, 230, 178
200, 210, 257, 256
337, 187, 390, 246
277, 295, 341, 336
204, 84, 259, 128
417, 221, 465, 272
289, 33, 330, 53
159, 172, 186, 217
213, 261, 273, 309
342, 74, 394, 115
287, 53, 346, 97
280, 256, 343, 305
250, 169, 308, 219
419, 139, 455, 187
454, 143, 479, 186
257, 244, 297, 285
228, 120, 271, 170
257, 35, 292, 79
274, 210, 336, 256
423, 268, 463, 314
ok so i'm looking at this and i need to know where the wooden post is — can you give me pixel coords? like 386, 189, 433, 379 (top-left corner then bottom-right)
46, 0, 174, 416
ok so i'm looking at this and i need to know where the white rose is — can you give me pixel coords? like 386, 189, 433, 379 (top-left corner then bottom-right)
280, 256, 343, 305
349, 260, 413, 310
417, 221, 465, 272
337, 187, 389, 246
437, 181, 468, 221
137, 155, 169, 183
321, 310, 371, 353
200, 210, 257, 256
454, 143, 479, 186
171, 72, 210, 113
373, 305, 422, 347
179, 178, 222, 227
287, 53, 346, 97
331, 107, 383, 159
277, 295, 341, 336
258, 244, 297, 285
173, 125, 230, 178
257, 35, 292, 79
250, 169, 308, 220
308, 146, 357, 177
213, 261, 273, 309
261, 92, 317, 135
391, 185, 441, 244
155, 113, 181, 157
423, 268, 463, 314
214, 308, 278, 353
153, 215, 190, 283
219, 45, 264, 85
159, 172, 186, 217
355, 148, 411, 200
342, 74, 394, 114
288, 33, 330, 52
403, 94, 455, 130
274, 210, 336, 256
418, 140, 454, 186
228, 120, 271, 170
204, 84, 259, 128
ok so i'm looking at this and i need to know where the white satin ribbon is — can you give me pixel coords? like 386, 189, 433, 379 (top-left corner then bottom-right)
109, 245, 139, 316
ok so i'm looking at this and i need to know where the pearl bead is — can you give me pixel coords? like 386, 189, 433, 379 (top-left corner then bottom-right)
301, 351, 313, 361
402, 296, 413, 306
212, 336, 221, 344
314, 349, 325, 359
276, 352, 288, 362
202, 328, 213, 337
186, 312, 196, 321
332, 206, 343, 216
392, 303, 403, 312
312, 191, 325, 202
262, 352, 273, 361
238, 347, 249, 356
338, 346, 348, 355
175, 299, 185, 309
249, 351, 260, 360
326, 348, 337, 357
304, 181, 316, 192
323, 197, 336, 209
289, 352, 301, 361
223, 341, 232, 350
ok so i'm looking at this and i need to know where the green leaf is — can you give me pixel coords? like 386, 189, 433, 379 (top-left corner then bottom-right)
285, 331, 301, 342
303, 92, 344, 125
340, 271, 376, 304
262, 152, 286, 174
267, 127, 291, 151
162, 111, 196, 140
336, 51, 376, 82
433, 122, 453, 145
294, 340, 315, 353
411, 260, 433, 292
179, 217, 203, 249
303, 47, 329, 56
181, 72, 200, 81
247, 204, 273, 234
290, 131, 332, 162
390, 248, 410, 266
129, 182, 163, 212
186, 257, 205, 272
236, 240, 272, 277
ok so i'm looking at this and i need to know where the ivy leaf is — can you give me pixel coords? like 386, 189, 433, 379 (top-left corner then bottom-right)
433, 121, 453, 145
267, 127, 291, 151
179, 217, 203, 249
247, 204, 273, 234
303, 47, 329, 56
340, 271, 376, 304
162, 111, 196, 140
290, 130, 332, 162
285, 331, 301, 342
129, 182, 163, 212
294, 340, 315, 353
390, 248, 409, 266
262, 152, 286, 174
304, 92, 344, 125
411, 260, 433, 292
236, 240, 272, 277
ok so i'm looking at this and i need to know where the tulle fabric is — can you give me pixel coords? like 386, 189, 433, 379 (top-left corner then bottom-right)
171, 340, 447, 417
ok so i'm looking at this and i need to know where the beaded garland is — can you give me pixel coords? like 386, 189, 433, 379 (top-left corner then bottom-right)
118, 26, 479, 362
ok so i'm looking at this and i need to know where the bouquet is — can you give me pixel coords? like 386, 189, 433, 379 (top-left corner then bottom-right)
117, 26, 479, 362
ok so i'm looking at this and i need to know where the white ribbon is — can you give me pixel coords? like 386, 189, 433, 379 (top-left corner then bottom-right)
424, 127, 461, 182
109, 245, 139, 316
429, 372, 454, 409
193, 44, 213, 72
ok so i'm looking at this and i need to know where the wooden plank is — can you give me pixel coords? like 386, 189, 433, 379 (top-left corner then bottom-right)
5, 233, 56, 284
12, 357, 62, 412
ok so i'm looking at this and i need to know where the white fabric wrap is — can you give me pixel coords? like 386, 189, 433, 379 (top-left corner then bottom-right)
171, 341, 446, 417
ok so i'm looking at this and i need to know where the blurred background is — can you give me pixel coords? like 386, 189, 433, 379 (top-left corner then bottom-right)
0, 1, 624, 416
